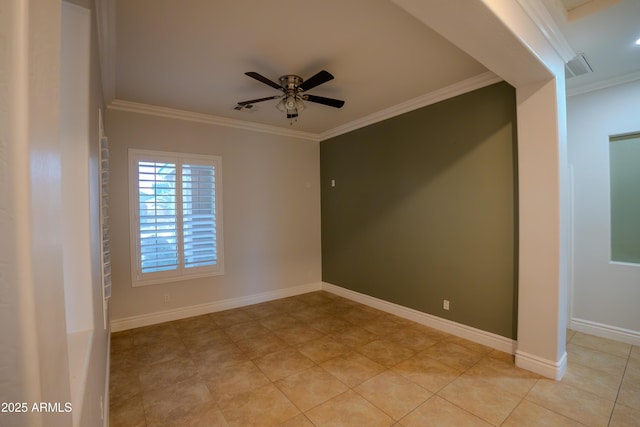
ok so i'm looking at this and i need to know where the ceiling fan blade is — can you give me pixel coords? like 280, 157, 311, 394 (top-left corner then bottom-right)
245, 72, 282, 90
298, 70, 334, 91
304, 94, 345, 109
234, 95, 282, 110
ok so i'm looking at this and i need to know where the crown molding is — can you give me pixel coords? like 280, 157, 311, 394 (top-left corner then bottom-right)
567, 70, 640, 97
95, 0, 116, 103
318, 71, 502, 141
108, 72, 503, 142
516, 0, 576, 63
107, 99, 320, 141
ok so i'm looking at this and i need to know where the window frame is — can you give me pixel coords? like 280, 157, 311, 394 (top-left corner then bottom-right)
128, 148, 224, 287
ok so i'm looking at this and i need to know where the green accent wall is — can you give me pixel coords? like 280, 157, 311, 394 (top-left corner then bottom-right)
610, 133, 640, 264
320, 82, 518, 339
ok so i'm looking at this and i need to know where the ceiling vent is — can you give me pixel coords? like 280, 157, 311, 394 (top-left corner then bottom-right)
565, 53, 593, 78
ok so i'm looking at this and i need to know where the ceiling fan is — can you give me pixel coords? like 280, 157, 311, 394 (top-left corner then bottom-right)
234, 70, 345, 123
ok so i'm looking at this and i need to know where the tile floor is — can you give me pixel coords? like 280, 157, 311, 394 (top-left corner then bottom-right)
109, 291, 640, 426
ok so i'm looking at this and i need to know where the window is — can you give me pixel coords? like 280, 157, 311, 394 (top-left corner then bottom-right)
129, 149, 224, 286
609, 132, 640, 264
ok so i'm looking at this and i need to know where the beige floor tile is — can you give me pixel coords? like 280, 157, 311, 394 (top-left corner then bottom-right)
567, 342, 628, 377
389, 327, 440, 352
275, 366, 348, 411
566, 329, 576, 343
392, 352, 461, 393
173, 314, 219, 336
109, 366, 142, 406
340, 307, 381, 325
309, 316, 352, 334
610, 403, 640, 427
358, 338, 415, 368
441, 335, 493, 355
526, 379, 614, 427
562, 361, 624, 401
361, 316, 406, 336
268, 297, 309, 313
274, 324, 324, 346
241, 301, 280, 319
211, 309, 253, 328
218, 383, 300, 427
174, 404, 229, 427
111, 296, 639, 427
502, 400, 584, 426
142, 378, 213, 427
110, 348, 140, 372
399, 395, 492, 427
628, 355, 640, 375
278, 414, 316, 427
110, 331, 135, 354
109, 393, 146, 427
330, 325, 378, 348
296, 336, 350, 363
463, 356, 539, 398
486, 349, 515, 364
355, 370, 432, 420
132, 323, 179, 346
254, 347, 315, 381
134, 339, 190, 367
259, 314, 301, 331
306, 390, 394, 427
438, 374, 523, 425
320, 351, 386, 387
409, 324, 450, 341
192, 343, 248, 377
138, 356, 199, 391
570, 332, 632, 358
223, 320, 271, 342
202, 360, 270, 401
235, 332, 289, 359
617, 370, 640, 410
420, 341, 484, 371
180, 328, 233, 355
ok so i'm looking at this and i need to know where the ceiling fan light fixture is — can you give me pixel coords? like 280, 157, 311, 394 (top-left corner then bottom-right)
276, 95, 305, 121
238, 70, 344, 124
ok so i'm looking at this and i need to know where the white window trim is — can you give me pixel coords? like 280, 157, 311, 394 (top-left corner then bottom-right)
128, 148, 224, 287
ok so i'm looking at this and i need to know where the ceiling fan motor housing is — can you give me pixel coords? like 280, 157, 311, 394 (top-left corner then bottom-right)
279, 75, 303, 91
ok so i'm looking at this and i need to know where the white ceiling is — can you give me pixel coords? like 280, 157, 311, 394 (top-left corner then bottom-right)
555, 0, 640, 92
111, 0, 640, 134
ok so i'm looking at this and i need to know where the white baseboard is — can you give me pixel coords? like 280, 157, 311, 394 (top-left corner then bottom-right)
110, 282, 322, 332
321, 282, 517, 355
516, 350, 567, 380
569, 317, 640, 346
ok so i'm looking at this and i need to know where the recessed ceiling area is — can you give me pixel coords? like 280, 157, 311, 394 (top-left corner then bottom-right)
552, 0, 640, 91
114, 0, 487, 134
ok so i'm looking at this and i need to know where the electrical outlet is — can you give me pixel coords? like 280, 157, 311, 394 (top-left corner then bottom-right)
443, 299, 450, 311
164, 294, 170, 303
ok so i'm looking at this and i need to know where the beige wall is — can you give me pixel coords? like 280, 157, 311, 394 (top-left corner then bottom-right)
106, 110, 322, 322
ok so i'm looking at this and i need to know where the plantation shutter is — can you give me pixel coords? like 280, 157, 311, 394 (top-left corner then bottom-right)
182, 163, 218, 269
137, 161, 179, 274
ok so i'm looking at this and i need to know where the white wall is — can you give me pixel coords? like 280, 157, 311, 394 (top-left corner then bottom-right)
0, 0, 73, 425
107, 109, 322, 327
568, 79, 640, 343
61, 0, 93, 335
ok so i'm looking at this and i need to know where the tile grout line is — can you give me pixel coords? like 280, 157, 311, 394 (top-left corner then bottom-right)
606, 348, 631, 427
